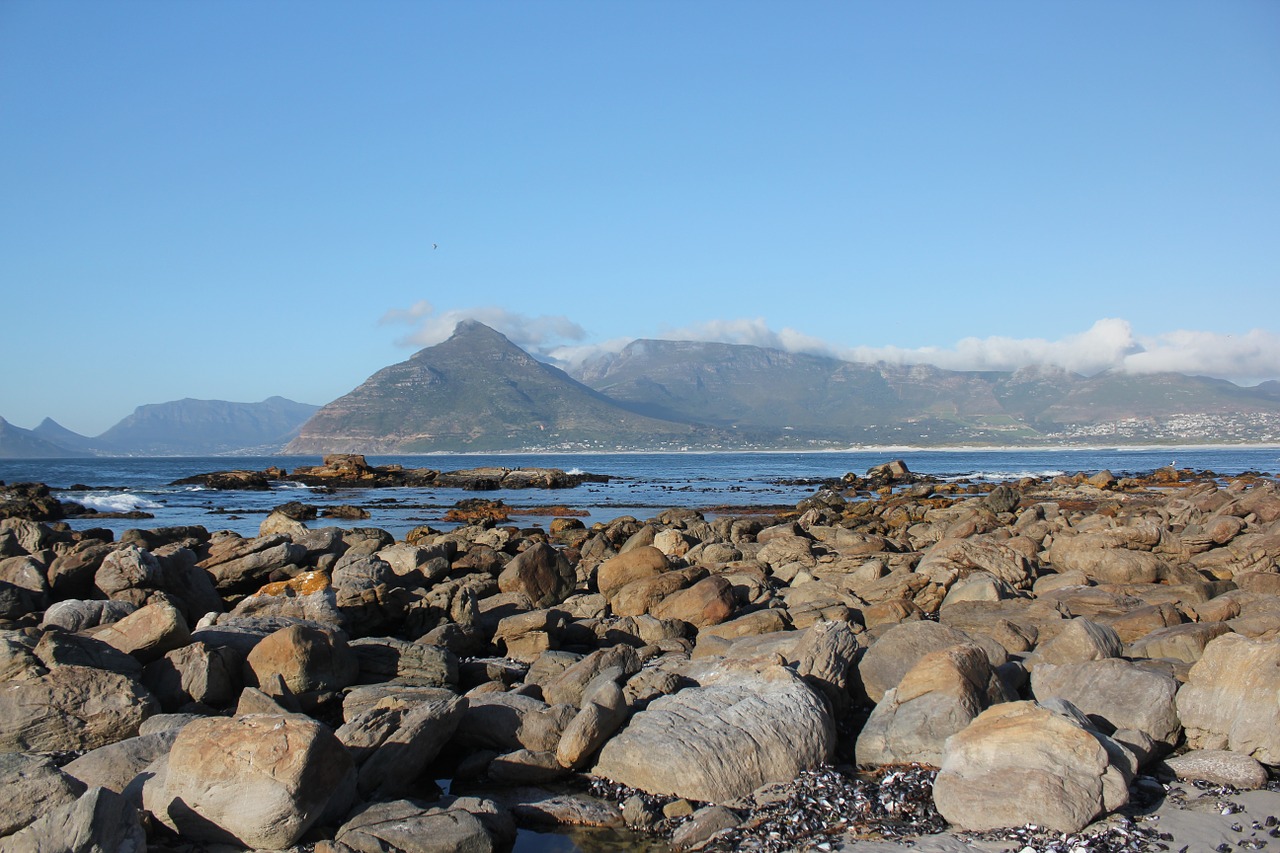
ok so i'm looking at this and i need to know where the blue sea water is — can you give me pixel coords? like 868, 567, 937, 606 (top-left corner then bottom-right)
2, 447, 1276, 540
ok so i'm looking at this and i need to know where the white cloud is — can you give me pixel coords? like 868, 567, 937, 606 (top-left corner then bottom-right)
378, 299, 435, 325
840, 319, 1280, 382
381, 303, 588, 356
383, 306, 1280, 384
654, 317, 838, 358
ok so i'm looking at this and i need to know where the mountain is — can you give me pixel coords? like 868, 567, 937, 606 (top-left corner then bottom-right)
0, 417, 92, 459
31, 418, 106, 455
286, 320, 712, 453
94, 397, 319, 456
573, 338, 1280, 447
574, 339, 1039, 445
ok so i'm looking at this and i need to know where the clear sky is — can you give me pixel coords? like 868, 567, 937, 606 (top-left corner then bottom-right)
2, 0, 1278, 435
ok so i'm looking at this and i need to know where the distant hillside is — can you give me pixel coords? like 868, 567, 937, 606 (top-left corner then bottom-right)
9, 324, 1280, 458
575, 339, 1038, 445
31, 418, 107, 455
0, 417, 92, 459
95, 397, 319, 455
286, 320, 712, 453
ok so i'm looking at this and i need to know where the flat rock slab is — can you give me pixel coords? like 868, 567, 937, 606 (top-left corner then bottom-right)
592, 668, 834, 803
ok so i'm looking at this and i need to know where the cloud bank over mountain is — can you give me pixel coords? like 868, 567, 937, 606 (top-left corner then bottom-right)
381, 304, 1280, 385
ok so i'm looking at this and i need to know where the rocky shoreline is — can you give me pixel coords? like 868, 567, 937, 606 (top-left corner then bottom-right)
2, 461, 1279, 852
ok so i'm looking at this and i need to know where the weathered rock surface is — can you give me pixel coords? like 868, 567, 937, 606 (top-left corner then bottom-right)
1176, 632, 1280, 764
593, 664, 835, 802
0, 752, 87, 836
857, 642, 1011, 766
1031, 657, 1182, 746
0, 665, 157, 752
933, 700, 1134, 833
3, 786, 146, 852
155, 713, 354, 848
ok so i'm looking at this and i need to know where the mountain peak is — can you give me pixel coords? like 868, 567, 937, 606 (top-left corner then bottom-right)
451, 319, 504, 339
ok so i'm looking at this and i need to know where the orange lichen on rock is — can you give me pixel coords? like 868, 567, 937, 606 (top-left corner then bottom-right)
257, 570, 331, 598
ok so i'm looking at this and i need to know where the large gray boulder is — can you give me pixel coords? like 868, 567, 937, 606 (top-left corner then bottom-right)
1031, 658, 1181, 747
1177, 632, 1280, 765
592, 662, 835, 802
0, 665, 157, 752
933, 700, 1134, 833
3, 786, 145, 853
0, 753, 86, 837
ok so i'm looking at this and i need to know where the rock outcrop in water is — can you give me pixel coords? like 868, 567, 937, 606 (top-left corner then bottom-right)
2, 463, 1280, 850
173, 453, 610, 491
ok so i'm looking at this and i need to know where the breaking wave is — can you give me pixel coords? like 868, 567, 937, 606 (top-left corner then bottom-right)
938, 469, 1067, 483
76, 492, 163, 513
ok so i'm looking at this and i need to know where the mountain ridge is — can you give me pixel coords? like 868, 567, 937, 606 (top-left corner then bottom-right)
6, 322, 1280, 458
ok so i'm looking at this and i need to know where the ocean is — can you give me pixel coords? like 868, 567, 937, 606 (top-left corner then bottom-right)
3, 447, 1277, 540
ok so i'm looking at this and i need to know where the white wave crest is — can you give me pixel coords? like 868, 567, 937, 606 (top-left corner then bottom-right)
939, 470, 1067, 483
77, 492, 163, 512
566, 467, 585, 475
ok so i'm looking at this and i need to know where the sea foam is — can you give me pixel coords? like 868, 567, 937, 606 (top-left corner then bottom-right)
77, 492, 163, 513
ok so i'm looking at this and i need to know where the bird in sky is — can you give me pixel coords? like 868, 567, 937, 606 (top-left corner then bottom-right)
432, 243, 438, 250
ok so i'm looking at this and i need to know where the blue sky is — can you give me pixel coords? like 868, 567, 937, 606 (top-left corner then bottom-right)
2, 0, 1278, 435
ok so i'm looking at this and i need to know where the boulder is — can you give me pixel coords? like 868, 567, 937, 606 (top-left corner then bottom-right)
858, 620, 1007, 703
1031, 658, 1181, 746
856, 642, 1011, 766
1177, 632, 1280, 764
651, 575, 735, 628
197, 533, 307, 594
1158, 750, 1271, 789
350, 637, 458, 687
336, 691, 467, 797
933, 700, 1133, 833
1127, 621, 1233, 664
497, 542, 576, 608
455, 693, 574, 754
596, 546, 668, 599
40, 598, 135, 633
0, 665, 157, 752
1047, 535, 1165, 585
331, 798, 498, 853
62, 729, 181, 794
555, 681, 628, 770
592, 663, 835, 802
1029, 617, 1123, 666
3, 786, 145, 852
0, 555, 51, 619
244, 624, 359, 707
0, 752, 86, 836
142, 641, 239, 710
90, 600, 191, 664
94, 544, 163, 598
155, 713, 354, 848
791, 619, 861, 716
541, 644, 641, 708
34, 630, 144, 679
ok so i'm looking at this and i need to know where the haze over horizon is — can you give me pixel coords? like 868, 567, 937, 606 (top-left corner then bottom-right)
2, 1, 1277, 435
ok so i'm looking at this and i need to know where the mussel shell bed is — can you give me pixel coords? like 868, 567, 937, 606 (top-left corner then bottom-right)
590, 771, 1280, 853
